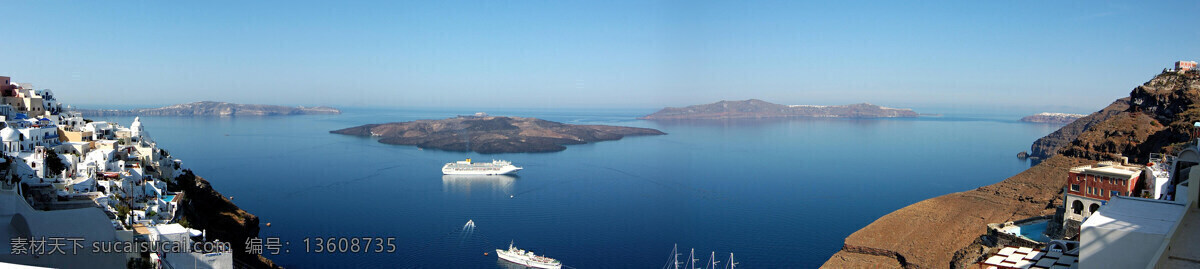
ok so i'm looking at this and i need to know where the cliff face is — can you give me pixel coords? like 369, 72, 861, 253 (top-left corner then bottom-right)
1029, 98, 1129, 159
331, 116, 665, 153
1019, 112, 1087, 124
639, 99, 918, 120
1059, 72, 1200, 163
174, 170, 279, 269
824, 71, 1200, 268
77, 101, 340, 117
823, 155, 1089, 268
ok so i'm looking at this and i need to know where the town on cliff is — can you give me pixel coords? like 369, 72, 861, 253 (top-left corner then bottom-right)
0, 76, 274, 268
825, 61, 1200, 268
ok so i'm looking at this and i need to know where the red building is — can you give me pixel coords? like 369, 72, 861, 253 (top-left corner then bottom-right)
1067, 162, 1141, 200
0, 76, 14, 96
1177, 61, 1197, 71
1064, 161, 1143, 224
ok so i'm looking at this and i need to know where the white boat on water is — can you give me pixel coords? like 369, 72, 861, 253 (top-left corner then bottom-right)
496, 241, 561, 269
664, 244, 737, 269
442, 158, 522, 175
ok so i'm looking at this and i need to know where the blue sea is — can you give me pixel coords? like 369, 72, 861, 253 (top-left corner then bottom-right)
90, 108, 1062, 268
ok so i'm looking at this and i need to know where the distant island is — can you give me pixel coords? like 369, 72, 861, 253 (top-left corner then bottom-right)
75, 101, 340, 117
331, 115, 665, 153
639, 99, 918, 120
1020, 112, 1086, 124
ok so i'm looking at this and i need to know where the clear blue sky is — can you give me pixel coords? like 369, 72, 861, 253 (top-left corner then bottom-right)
2, 0, 1198, 112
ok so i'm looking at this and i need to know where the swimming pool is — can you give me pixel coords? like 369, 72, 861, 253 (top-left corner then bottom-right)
1006, 220, 1051, 242
162, 194, 177, 202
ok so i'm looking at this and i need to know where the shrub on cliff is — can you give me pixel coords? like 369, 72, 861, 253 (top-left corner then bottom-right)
43, 150, 66, 177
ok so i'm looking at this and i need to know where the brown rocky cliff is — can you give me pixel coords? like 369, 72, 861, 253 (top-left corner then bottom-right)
1029, 98, 1129, 159
822, 155, 1088, 268
824, 70, 1200, 268
175, 170, 280, 269
1060, 71, 1200, 163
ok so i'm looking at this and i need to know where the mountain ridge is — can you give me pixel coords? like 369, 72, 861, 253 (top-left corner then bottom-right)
75, 101, 340, 116
640, 99, 918, 120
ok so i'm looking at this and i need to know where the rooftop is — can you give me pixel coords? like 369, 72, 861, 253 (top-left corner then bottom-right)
1070, 162, 1142, 180
1160, 206, 1200, 268
1081, 196, 1184, 234
979, 245, 1077, 269
152, 223, 189, 236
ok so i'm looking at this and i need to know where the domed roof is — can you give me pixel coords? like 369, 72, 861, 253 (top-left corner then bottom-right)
131, 116, 142, 129
1, 126, 18, 142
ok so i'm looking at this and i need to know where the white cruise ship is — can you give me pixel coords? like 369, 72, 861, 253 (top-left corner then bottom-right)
441, 159, 522, 175
496, 241, 562, 269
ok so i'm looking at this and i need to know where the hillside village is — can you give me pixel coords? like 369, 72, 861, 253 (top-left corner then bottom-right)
968, 61, 1200, 269
0, 76, 232, 268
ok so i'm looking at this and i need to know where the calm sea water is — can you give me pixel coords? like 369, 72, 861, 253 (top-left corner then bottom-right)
91, 108, 1060, 268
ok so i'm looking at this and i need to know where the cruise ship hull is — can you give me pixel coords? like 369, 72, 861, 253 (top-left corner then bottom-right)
441, 167, 521, 175
496, 249, 562, 269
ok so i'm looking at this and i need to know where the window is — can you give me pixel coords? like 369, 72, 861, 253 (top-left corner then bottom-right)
1071, 184, 1080, 192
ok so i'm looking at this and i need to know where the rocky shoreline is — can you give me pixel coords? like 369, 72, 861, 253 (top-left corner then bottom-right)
174, 170, 280, 269
1027, 99, 1129, 159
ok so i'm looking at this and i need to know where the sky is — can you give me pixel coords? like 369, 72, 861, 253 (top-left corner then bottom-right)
2, 0, 1199, 113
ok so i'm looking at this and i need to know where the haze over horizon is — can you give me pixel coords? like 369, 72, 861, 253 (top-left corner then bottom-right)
2, 1, 1199, 114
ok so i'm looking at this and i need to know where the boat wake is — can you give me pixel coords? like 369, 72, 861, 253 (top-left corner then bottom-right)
397, 219, 496, 267
460, 220, 477, 245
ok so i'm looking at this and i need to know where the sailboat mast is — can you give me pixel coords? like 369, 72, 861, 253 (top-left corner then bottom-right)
674, 244, 681, 269
688, 248, 697, 269
707, 251, 719, 269
665, 244, 680, 269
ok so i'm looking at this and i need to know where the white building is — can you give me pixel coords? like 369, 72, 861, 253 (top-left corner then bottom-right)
1079, 196, 1185, 269
82, 121, 114, 140
1, 125, 20, 153
1146, 154, 1175, 200
149, 224, 233, 269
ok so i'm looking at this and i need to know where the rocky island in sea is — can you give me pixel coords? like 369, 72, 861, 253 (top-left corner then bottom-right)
76, 101, 340, 117
640, 99, 918, 120
331, 114, 666, 153
1020, 112, 1086, 124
